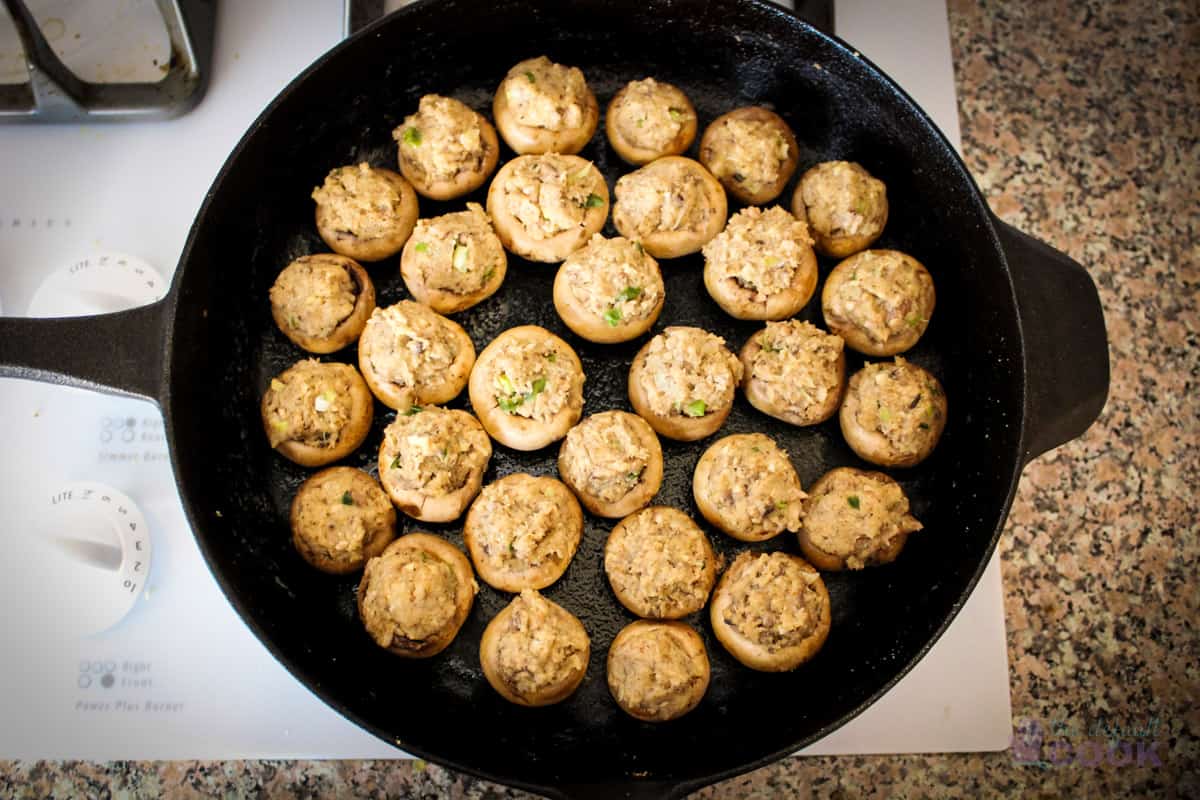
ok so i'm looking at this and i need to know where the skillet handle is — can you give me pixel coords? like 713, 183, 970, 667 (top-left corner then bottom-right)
0, 300, 167, 403
994, 218, 1109, 464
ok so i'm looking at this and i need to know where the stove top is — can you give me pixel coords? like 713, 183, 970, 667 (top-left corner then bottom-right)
0, 0, 1010, 760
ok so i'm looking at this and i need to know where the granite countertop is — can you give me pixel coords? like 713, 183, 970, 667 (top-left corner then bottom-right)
3, 0, 1196, 796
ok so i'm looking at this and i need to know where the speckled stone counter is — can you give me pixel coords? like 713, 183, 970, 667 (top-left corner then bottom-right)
2, 0, 1196, 797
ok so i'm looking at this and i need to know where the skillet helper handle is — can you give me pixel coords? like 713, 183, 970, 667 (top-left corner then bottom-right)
994, 218, 1109, 464
0, 301, 167, 403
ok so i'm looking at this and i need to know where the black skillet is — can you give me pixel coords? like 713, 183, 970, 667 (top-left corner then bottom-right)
0, 0, 1108, 796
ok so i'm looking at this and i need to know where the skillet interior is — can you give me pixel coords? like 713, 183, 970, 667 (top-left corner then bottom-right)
166, 0, 1025, 788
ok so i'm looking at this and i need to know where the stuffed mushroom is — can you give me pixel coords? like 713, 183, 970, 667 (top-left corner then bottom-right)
400, 203, 507, 315
605, 78, 697, 165
607, 620, 710, 722
612, 156, 726, 259
487, 153, 609, 263
393, 94, 499, 200
791, 160, 888, 258
822, 249, 936, 356
552, 234, 665, 343
710, 551, 831, 672
357, 533, 477, 659
699, 107, 798, 205
261, 359, 374, 467
290, 466, 396, 575
740, 320, 846, 426
493, 56, 599, 155
603, 506, 715, 619
468, 325, 585, 451
702, 206, 818, 320
627, 326, 742, 441
269, 254, 375, 354
357, 301, 475, 412
840, 357, 947, 467
462, 473, 584, 592
692, 433, 805, 542
480, 589, 590, 707
557, 410, 664, 518
798, 467, 922, 570
311, 163, 419, 261
377, 406, 492, 523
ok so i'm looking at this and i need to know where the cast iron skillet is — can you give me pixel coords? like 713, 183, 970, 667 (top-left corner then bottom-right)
0, 0, 1108, 796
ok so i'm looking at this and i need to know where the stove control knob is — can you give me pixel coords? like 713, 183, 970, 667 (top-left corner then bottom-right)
35, 482, 152, 636
27, 252, 167, 317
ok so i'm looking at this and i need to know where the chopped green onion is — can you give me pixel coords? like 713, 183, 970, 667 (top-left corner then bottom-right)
633, 241, 644, 254
603, 307, 622, 327
531, 376, 547, 394
402, 127, 421, 146
524, 70, 536, 83
848, 495, 861, 509
286, 315, 299, 330
414, 242, 429, 253
683, 399, 707, 418
906, 315, 927, 329
668, 107, 685, 121
764, 255, 780, 267
497, 395, 523, 413
627, 471, 641, 481
452, 243, 470, 272
341, 491, 353, 506
878, 406, 893, 424
390, 456, 401, 469
614, 286, 643, 303
919, 422, 931, 430
584, 193, 605, 208
775, 500, 788, 511
404, 404, 423, 416
496, 373, 516, 395
637, 117, 645, 128
544, 351, 557, 362
482, 267, 496, 282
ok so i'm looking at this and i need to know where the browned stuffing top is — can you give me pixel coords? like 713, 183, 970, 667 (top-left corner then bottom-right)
502, 56, 591, 131
264, 360, 357, 449
746, 321, 844, 418
394, 94, 489, 184
359, 545, 462, 648
379, 407, 488, 498
804, 469, 922, 569
559, 235, 663, 325
610, 78, 692, 152
721, 552, 825, 651
799, 160, 887, 239
605, 508, 712, 618
700, 434, 805, 536
312, 163, 407, 240
634, 327, 742, 418
703, 206, 813, 301
492, 590, 588, 701
407, 204, 504, 296
269, 256, 358, 340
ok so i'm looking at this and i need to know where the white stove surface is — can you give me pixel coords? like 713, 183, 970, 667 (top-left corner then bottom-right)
0, 0, 1011, 760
